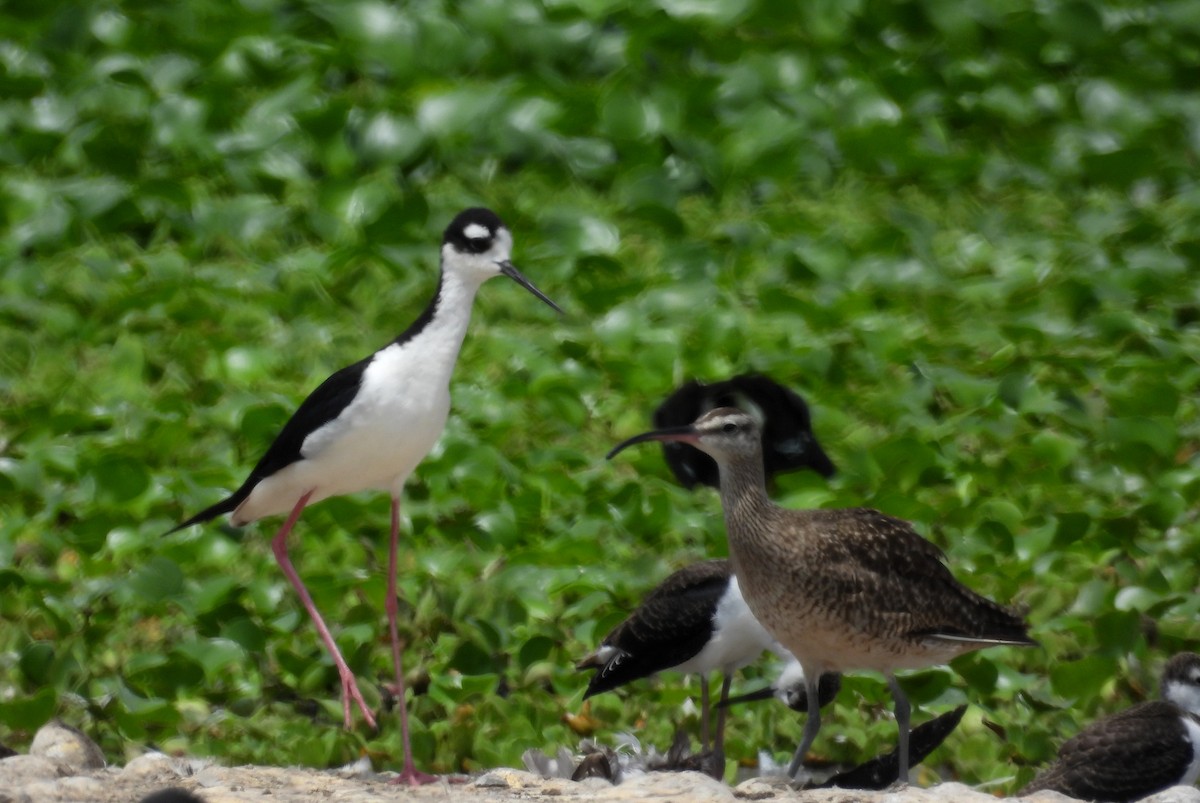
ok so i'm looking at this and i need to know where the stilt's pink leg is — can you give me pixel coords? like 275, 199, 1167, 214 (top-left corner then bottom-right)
271, 490, 377, 730
386, 496, 437, 786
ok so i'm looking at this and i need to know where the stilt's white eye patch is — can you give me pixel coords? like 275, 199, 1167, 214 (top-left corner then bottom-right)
463, 223, 491, 241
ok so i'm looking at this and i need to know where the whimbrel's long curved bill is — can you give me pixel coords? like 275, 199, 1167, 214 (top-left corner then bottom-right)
606, 425, 700, 460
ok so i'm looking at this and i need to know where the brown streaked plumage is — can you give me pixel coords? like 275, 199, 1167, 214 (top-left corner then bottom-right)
607, 407, 1038, 784
1020, 652, 1200, 802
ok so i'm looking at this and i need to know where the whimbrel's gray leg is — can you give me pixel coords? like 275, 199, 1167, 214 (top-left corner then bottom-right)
786, 672, 823, 779
886, 673, 911, 785
699, 674, 711, 750
713, 673, 733, 760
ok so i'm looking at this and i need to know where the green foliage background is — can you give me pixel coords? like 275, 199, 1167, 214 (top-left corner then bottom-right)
2, 0, 1199, 790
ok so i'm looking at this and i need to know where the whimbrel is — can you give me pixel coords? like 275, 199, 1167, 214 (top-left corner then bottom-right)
1022, 652, 1200, 802
579, 374, 836, 762
608, 407, 1037, 783
168, 208, 560, 784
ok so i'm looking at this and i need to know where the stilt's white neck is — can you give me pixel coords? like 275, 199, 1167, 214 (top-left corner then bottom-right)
1166, 680, 1200, 716
401, 269, 486, 388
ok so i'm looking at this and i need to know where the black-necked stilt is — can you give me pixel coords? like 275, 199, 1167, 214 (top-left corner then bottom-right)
575, 558, 782, 764
653, 374, 835, 490
608, 408, 1037, 785
1021, 652, 1200, 802
169, 207, 560, 785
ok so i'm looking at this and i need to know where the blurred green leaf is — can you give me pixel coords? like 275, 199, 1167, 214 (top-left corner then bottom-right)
0, 687, 58, 730
1050, 655, 1118, 701
129, 557, 185, 603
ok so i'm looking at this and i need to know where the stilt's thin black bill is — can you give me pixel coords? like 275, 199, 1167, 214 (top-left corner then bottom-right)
718, 686, 775, 707
606, 425, 700, 460
499, 261, 562, 314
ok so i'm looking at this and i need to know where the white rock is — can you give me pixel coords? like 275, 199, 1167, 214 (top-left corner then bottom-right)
922, 781, 999, 802
606, 770, 736, 801
9, 782, 60, 802
193, 765, 233, 788
15, 777, 108, 802
735, 775, 793, 799
121, 752, 184, 782
1143, 787, 1200, 803
28, 720, 105, 773
56, 775, 109, 796
336, 755, 374, 778
473, 769, 539, 788
1016, 790, 1077, 802
540, 777, 573, 796
0, 755, 65, 786
577, 775, 615, 793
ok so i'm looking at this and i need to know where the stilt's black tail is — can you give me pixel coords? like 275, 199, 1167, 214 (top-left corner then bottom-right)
164, 493, 241, 535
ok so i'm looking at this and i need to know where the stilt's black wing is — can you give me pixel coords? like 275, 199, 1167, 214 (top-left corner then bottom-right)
819, 705, 967, 790
577, 560, 732, 697
166, 356, 370, 533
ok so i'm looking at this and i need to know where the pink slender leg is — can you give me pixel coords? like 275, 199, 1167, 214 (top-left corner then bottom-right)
271, 490, 377, 730
386, 496, 437, 786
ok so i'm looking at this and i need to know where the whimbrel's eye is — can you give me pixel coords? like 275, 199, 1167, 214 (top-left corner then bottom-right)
723, 423, 738, 433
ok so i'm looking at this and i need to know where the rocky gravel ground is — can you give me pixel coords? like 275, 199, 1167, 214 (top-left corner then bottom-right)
4, 721, 1200, 803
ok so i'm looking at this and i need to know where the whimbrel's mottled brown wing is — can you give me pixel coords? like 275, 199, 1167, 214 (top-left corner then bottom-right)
1021, 702, 1194, 802
796, 508, 1033, 646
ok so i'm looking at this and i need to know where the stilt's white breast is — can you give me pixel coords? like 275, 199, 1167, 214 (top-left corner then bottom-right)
233, 345, 451, 523
675, 576, 775, 674
1181, 715, 1200, 786
303, 341, 450, 490
232, 274, 482, 524
1167, 679, 1200, 716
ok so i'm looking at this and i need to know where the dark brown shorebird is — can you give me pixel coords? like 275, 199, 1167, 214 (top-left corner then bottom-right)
1021, 652, 1200, 802
607, 407, 1038, 784
577, 375, 837, 766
